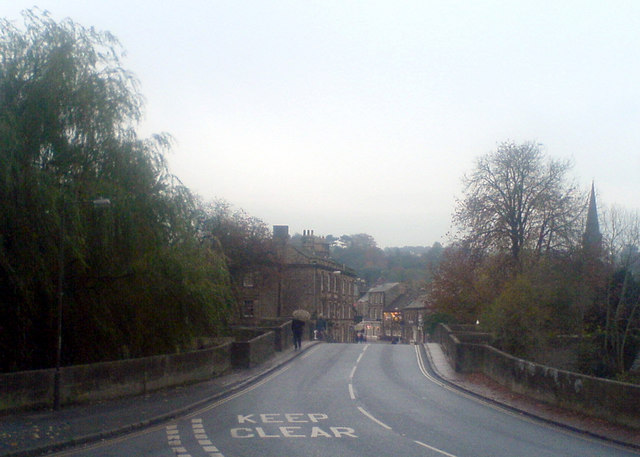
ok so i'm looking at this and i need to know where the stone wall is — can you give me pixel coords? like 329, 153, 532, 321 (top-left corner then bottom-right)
231, 330, 276, 369
1, 342, 232, 412
232, 320, 292, 353
0, 321, 296, 412
434, 323, 640, 429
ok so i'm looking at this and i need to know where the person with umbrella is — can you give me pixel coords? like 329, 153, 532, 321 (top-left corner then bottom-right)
291, 309, 309, 350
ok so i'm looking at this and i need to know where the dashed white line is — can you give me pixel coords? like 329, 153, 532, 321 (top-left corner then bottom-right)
356, 406, 392, 430
414, 440, 459, 457
348, 383, 356, 400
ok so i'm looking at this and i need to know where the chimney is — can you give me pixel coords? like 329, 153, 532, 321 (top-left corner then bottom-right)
273, 225, 289, 241
302, 228, 315, 252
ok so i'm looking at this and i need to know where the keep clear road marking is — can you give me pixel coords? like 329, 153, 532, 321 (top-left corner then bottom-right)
349, 343, 459, 457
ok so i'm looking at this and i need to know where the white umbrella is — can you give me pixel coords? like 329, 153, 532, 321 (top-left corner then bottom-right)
292, 309, 311, 321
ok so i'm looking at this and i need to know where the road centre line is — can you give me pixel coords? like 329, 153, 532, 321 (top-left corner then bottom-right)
414, 440, 459, 457
356, 406, 392, 430
349, 347, 457, 455
348, 344, 367, 398
350, 344, 368, 380
351, 345, 394, 430
348, 383, 355, 400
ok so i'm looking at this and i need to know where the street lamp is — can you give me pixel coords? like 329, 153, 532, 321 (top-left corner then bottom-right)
53, 197, 111, 410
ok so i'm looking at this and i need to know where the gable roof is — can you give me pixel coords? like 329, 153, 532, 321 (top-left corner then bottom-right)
404, 296, 428, 310
368, 282, 400, 293
384, 291, 417, 312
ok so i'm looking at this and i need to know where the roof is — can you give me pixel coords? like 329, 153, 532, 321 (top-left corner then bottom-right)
284, 244, 357, 276
368, 282, 400, 293
403, 296, 428, 310
384, 292, 416, 312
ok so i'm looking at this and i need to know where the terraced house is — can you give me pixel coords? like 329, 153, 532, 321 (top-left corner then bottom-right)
238, 226, 361, 343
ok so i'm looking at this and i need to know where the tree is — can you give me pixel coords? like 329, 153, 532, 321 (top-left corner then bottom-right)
453, 141, 583, 264
0, 10, 233, 370
428, 244, 497, 324
196, 200, 276, 318
197, 200, 274, 278
330, 234, 387, 286
600, 206, 640, 373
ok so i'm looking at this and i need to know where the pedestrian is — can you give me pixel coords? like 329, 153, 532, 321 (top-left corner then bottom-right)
292, 319, 305, 350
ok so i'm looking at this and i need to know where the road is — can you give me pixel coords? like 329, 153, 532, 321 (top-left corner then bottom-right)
56, 343, 639, 457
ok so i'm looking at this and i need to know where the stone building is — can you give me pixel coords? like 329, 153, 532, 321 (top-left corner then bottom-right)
354, 282, 402, 341
355, 283, 430, 343
401, 296, 428, 343
237, 226, 360, 343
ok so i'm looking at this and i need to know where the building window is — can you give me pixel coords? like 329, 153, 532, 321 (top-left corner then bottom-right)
243, 300, 255, 317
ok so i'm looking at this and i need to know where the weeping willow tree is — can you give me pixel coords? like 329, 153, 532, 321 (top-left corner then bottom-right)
0, 9, 234, 371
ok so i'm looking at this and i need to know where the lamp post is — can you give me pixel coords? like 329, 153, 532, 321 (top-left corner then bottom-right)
53, 197, 111, 410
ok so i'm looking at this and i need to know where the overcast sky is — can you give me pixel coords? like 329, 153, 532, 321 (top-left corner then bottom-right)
3, 1, 639, 247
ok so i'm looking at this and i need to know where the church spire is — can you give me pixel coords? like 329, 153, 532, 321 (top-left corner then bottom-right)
583, 181, 602, 252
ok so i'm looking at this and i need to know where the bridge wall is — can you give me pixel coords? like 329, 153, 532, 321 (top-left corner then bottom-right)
0, 321, 294, 412
434, 324, 640, 429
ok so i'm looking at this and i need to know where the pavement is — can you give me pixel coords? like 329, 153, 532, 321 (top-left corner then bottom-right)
1, 341, 638, 456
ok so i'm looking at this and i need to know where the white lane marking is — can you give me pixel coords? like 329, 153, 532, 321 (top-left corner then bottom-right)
356, 406, 392, 430
414, 440, 459, 457
348, 383, 356, 400
348, 345, 365, 398
414, 344, 447, 387
165, 425, 191, 456
192, 418, 224, 457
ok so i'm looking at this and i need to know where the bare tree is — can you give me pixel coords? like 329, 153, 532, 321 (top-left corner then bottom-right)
601, 206, 640, 372
453, 141, 583, 263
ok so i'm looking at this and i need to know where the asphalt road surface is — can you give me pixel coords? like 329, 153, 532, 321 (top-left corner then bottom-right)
54, 343, 639, 457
